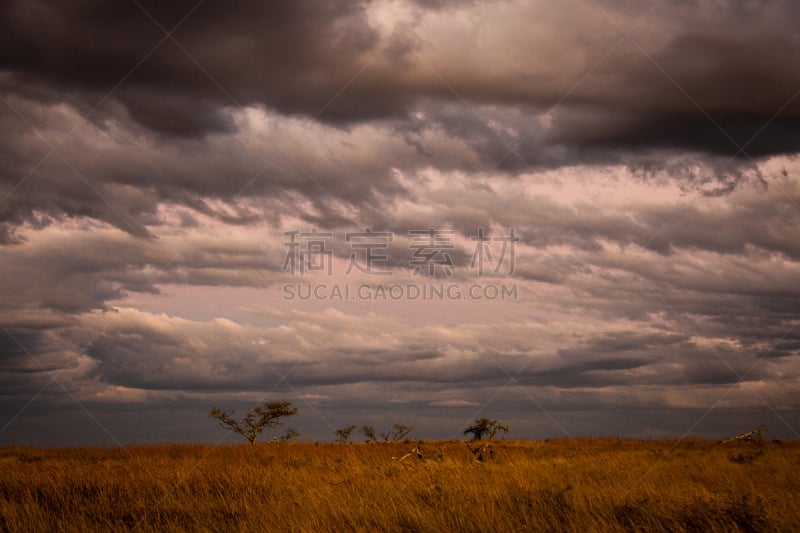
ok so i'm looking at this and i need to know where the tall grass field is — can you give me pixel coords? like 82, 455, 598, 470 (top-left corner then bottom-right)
1, 438, 798, 532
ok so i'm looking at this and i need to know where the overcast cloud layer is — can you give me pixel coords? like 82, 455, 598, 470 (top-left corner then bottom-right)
1, 0, 799, 445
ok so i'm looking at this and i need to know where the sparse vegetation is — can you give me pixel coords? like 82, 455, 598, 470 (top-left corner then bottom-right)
379, 422, 414, 442
1, 438, 798, 532
358, 422, 415, 442
463, 417, 509, 461
334, 425, 356, 444
209, 401, 297, 444
359, 425, 377, 442
463, 417, 509, 441
272, 427, 300, 443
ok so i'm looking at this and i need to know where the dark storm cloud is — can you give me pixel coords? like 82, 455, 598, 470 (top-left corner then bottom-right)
73, 311, 722, 391
1, 0, 799, 239
383, 170, 800, 262
0, 95, 422, 238
78, 310, 495, 392
0, 322, 86, 400
1, 0, 799, 154
2, 0, 800, 445
0, 327, 53, 371
3, 294, 797, 443
0, 225, 292, 317
66, 307, 790, 402
0, 0, 385, 133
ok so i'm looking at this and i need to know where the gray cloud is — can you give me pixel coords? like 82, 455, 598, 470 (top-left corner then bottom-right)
1, 0, 798, 149
2, 0, 800, 445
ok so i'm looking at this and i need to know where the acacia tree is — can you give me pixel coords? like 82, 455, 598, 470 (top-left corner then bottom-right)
360, 425, 377, 443
464, 418, 509, 462
272, 427, 300, 443
463, 418, 509, 442
335, 425, 356, 444
359, 423, 412, 442
210, 401, 297, 445
380, 422, 414, 442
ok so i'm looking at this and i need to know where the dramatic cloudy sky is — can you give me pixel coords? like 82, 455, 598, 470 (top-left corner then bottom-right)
1, 0, 799, 446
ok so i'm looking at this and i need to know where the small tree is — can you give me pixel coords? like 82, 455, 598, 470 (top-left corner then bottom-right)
210, 401, 297, 445
464, 418, 508, 462
335, 425, 356, 444
273, 427, 300, 443
464, 418, 509, 442
380, 422, 414, 442
360, 425, 377, 443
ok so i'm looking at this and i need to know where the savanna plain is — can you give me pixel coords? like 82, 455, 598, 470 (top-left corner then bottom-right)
1, 438, 798, 532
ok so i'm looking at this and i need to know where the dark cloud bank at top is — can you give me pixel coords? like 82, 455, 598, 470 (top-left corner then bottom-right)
0, 0, 798, 241
2, 0, 800, 150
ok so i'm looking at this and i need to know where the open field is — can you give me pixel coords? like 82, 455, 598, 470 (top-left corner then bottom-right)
1, 438, 798, 532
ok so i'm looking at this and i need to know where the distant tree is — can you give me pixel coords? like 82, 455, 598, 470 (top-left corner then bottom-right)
210, 401, 297, 445
380, 422, 414, 442
360, 425, 377, 443
272, 427, 300, 443
335, 425, 357, 444
464, 418, 509, 462
464, 418, 509, 442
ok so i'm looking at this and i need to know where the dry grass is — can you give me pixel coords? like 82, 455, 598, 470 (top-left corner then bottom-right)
1, 438, 798, 532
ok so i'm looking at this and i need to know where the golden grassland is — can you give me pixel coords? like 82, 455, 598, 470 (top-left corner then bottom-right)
1, 438, 798, 532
